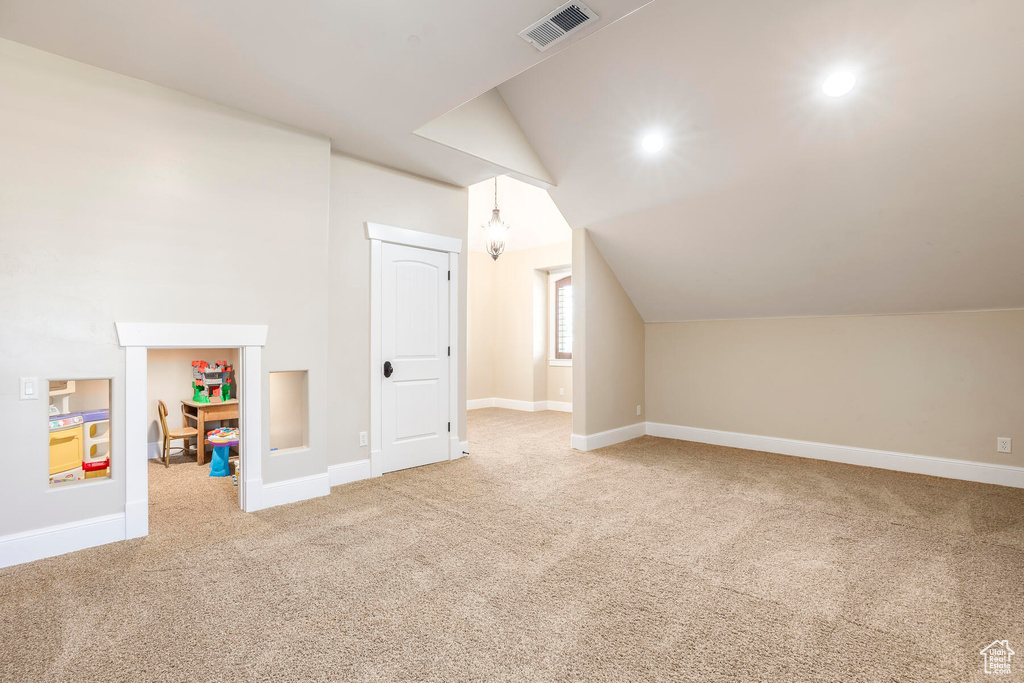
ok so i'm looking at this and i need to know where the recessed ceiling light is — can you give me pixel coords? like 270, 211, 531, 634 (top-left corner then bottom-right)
822, 71, 856, 97
641, 133, 665, 153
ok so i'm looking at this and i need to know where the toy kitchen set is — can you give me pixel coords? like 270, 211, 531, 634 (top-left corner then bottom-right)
48, 380, 111, 487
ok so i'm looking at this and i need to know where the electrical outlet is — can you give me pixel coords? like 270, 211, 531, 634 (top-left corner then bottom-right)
359, 431, 368, 447
559, 388, 564, 396
637, 404, 642, 416
997, 437, 1012, 454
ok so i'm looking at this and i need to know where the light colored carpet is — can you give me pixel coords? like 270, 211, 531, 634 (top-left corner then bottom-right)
2, 408, 1022, 682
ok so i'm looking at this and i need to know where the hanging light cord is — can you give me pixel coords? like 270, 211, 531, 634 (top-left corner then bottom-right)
494, 177, 498, 210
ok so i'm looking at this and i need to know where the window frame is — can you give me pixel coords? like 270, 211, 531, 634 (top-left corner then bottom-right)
554, 275, 573, 360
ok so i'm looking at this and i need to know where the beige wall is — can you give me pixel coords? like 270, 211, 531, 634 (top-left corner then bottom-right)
0, 39, 330, 536
146, 349, 239, 443
572, 229, 645, 435
328, 153, 468, 465
467, 242, 571, 403
467, 251, 496, 402
645, 310, 1024, 467
270, 370, 308, 452
547, 366, 572, 403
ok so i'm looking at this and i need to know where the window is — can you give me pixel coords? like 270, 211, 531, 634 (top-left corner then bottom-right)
555, 275, 573, 360
48, 379, 112, 487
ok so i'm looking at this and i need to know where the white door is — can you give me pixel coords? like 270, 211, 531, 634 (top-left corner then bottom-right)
380, 242, 450, 473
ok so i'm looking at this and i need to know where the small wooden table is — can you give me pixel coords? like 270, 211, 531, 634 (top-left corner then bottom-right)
181, 398, 239, 465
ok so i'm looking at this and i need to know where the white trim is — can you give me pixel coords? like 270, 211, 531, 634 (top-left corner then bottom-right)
365, 221, 463, 254
0, 513, 126, 569
240, 346, 263, 512
645, 422, 1024, 489
329, 459, 372, 487
115, 322, 267, 348
256, 473, 330, 510
449, 251, 460, 446
571, 422, 646, 451
468, 398, 571, 413
124, 346, 148, 540
548, 359, 572, 367
368, 224, 461, 480
118, 323, 267, 544
453, 440, 469, 460
369, 239, 384, 479
147, 441, 162, 460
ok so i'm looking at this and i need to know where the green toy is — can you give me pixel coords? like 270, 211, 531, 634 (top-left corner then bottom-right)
221, 378, 232, 401
192, 381, 210, 403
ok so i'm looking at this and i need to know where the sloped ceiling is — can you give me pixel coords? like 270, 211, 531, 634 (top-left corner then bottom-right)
499, 0, 1024, 320
0, 0, 649, 187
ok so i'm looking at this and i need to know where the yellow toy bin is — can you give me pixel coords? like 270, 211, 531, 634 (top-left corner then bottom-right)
49, 423, 83, 475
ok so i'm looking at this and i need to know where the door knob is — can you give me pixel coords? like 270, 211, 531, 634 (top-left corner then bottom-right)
383, 361, 394, 378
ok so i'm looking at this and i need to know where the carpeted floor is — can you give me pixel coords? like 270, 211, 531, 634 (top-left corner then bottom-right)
2, 409, 1022, 682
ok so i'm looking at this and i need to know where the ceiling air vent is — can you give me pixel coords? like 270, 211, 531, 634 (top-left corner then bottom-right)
519, 2, 599, 52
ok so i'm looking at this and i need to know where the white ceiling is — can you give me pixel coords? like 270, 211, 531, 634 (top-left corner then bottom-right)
468, 176, 571, 254
0, 0, 649, 187
500, 0, 1024, 320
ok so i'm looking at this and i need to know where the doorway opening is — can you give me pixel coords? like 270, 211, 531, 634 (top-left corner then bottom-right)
466, 175, 573, 423
147, 348, 242, 526
116, 322, 267, 540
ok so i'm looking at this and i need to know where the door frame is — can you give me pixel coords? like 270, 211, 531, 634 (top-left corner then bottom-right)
115, 322, 267, 539
366, 222, 462, 477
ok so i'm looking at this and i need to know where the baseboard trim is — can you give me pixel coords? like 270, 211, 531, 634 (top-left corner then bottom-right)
453, 440, 469, 459
646, 422, 1024, 489
468, 398, 572, 413
571, 422, 646, 451
256, 472, 330, 510
0, 512, 126, 569
147, 441, 162, 460
328, 459, 372, 487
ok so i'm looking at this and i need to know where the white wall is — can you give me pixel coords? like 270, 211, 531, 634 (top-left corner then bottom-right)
328, 153, 468, 465
0, 38, 330, 537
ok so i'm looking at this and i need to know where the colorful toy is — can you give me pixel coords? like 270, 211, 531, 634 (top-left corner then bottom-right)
207, 427, 239, 478
191, 360, 235, 402
191, 360, 210, 403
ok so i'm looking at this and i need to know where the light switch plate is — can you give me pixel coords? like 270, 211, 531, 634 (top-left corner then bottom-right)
20, 377, 39, 400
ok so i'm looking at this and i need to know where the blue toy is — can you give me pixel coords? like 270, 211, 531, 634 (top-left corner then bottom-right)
207, 427, 238, 478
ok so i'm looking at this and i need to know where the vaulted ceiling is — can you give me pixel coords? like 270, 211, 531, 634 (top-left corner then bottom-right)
3, 0, 1022, 321
498, 0, 1024, 320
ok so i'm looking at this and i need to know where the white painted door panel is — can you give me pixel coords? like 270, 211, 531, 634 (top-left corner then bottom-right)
381, 243, 449, 473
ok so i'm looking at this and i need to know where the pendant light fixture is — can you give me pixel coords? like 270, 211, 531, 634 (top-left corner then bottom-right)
483, 177, 509, 260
